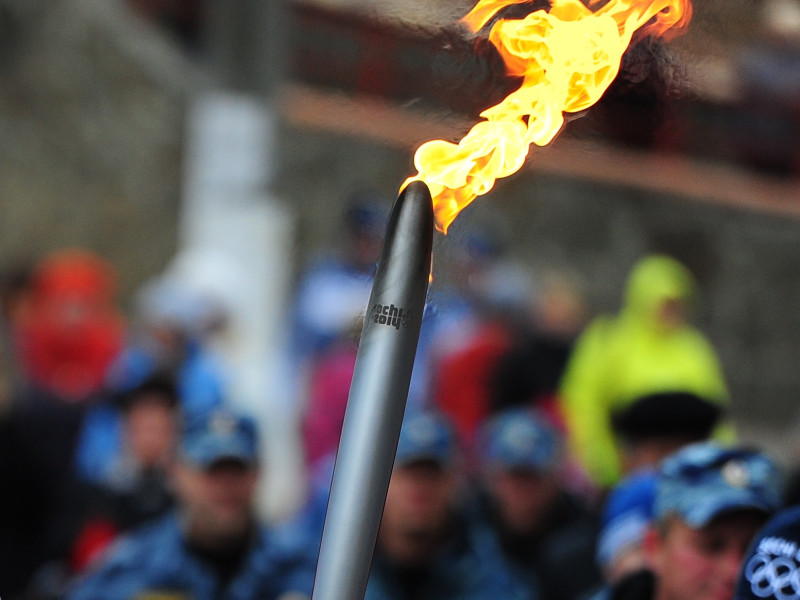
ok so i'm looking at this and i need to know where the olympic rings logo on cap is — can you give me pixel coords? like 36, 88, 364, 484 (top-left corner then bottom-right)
745, 552, 800, 600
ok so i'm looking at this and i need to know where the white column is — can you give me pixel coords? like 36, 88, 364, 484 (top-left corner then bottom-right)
177, 91, 304, 521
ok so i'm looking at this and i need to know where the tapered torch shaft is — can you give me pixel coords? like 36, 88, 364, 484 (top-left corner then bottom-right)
311, 181, 434, 600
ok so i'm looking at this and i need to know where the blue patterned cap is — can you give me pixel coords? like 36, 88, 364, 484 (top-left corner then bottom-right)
395, 411, 456, 467
481, 409, 562, 472
656, 443, 782, 528
181, 409, 259, 469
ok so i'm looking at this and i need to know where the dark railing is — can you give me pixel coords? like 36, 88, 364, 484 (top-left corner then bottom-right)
287, 2, 800, 178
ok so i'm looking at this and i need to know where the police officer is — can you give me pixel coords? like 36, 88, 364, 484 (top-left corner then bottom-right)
67, 408, 314, 600
592, 442, 782, 600
476, 408, 601, 600
366, 410, 534, 600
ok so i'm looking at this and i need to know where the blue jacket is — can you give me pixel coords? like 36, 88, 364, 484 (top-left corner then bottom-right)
364, 515, 536, 600
66, 513, 315, 600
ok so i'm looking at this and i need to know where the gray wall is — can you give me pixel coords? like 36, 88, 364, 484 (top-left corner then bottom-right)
0, 0, 200, 299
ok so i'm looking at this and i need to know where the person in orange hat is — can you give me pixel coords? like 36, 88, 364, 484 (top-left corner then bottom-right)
0, 249, 126, 598
16, 248, 125, 402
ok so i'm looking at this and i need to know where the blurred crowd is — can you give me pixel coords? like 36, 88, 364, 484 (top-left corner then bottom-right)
0, 196, 799, 600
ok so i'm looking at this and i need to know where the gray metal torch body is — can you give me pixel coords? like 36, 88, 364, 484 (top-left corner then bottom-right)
310, 181, 434, 600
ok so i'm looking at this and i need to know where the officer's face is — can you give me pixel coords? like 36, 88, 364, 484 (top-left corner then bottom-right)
382, 460, 456, 536
175, 459, 258, 541
489, 467, 559, 534
647, 511, 767, 600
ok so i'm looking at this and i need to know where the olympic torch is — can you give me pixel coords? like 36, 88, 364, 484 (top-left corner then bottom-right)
310, 180, 434, 600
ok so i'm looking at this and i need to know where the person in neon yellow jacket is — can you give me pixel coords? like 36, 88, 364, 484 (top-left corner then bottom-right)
559, 254, 731, 489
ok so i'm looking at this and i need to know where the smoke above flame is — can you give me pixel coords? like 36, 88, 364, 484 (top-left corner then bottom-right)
403, 0, 692, 232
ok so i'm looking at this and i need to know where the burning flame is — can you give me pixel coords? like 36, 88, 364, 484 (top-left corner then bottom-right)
403, 0, 692, 232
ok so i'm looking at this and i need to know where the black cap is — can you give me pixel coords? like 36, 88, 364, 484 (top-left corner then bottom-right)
115, 371, 179, 413
612, 391, 722, 443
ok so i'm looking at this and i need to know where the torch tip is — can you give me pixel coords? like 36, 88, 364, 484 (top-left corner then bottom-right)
402, 179, 432, 196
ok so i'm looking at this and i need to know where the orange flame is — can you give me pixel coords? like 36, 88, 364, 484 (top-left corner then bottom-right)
403, 0, 692, 232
